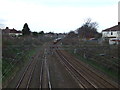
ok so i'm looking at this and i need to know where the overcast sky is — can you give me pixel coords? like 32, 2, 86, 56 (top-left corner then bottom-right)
0, 0, 119, 33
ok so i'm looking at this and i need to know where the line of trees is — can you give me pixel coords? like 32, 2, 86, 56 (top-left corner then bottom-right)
22, 18, 102, 39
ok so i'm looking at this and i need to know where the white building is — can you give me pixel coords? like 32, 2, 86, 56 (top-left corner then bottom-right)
9, 30, 22, 36
102, 25, 120, 45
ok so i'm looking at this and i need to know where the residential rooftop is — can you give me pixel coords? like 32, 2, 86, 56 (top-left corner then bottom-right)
102, 24, 120, 32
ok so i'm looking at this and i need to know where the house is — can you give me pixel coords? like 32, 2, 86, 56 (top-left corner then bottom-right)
102, 24, 120, 44
2, 27, 22, 36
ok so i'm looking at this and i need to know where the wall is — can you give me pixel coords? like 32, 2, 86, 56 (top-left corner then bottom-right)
102, 31, 118, 38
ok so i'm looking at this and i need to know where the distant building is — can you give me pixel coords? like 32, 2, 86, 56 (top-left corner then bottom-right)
2, 27, 22, 36
57, 33, 66, 39
44, 33, 55, 38
102, 24, 120, 45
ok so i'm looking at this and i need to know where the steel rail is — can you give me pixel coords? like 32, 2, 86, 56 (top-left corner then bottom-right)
39, 59, 44, 89
15, 59, 34, 88
16, 53, 39, 89
56, 50, 98, 89
55, 51, 85, 88
40, 49, 52, 89
26, 58, 38, 88
58, 49, 118, 88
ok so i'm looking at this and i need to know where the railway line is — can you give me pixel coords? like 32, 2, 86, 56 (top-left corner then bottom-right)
5, 41, 118, 89
15, 49, 52, 89
55, 50, 97, 88
40, 49, 52, 89
55, 47, 118, 88
15, 53, 39, 88
59, 50, 118, 88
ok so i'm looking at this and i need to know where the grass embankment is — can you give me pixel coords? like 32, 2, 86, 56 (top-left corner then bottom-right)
2, 35, 51, 85
62, 43, 119, 82
73, 52, 118, 80
2, 48, 37, 82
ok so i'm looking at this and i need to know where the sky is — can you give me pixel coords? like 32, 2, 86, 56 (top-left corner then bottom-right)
0, 0, 119, 33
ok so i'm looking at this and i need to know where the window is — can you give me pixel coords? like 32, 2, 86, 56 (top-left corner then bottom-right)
111, 32, 113, 35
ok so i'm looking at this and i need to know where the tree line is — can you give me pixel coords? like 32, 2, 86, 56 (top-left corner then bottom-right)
22, 18, 102, 39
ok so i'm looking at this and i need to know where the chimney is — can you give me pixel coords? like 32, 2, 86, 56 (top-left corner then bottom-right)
118, 22, 120, 25
5, 27, 9, 29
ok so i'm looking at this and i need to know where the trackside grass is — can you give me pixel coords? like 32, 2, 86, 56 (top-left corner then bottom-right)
61, 43, 119, 82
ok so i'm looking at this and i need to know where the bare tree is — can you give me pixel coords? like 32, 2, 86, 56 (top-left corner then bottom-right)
77, 18, 99, 39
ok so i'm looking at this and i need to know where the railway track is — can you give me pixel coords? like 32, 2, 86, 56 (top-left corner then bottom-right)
39, 49, 52, 89
15, 49, 52, 89
59, 50, 119, 88
55, 48, 118, 88
15, 54, 39, 89
39, 56, 52, 89
55, 50, 97, 89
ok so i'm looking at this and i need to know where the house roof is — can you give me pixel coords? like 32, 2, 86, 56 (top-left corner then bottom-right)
10, 29, 17, 33
2, 28, 22, 33
16, 31, 22, 33
10, 29, 22, 33
102, 24, 120, 32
